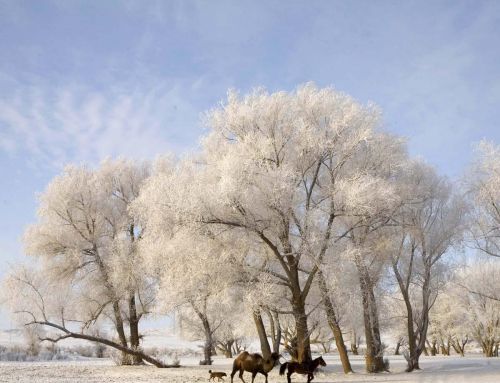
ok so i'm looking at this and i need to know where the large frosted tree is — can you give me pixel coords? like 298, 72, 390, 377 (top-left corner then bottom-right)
136, 84, 407, 365
11, 159, 160, 365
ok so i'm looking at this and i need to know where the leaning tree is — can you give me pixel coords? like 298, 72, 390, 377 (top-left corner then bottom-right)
4, 159, 165, 366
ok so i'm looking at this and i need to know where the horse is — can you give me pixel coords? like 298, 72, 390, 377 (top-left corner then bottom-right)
279, 356, 327, 383
230, 351, 280, 383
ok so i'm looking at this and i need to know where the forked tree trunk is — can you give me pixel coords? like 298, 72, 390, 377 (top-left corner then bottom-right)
427, 339, 437, 356
481, 339, 497, 357
391, 251, 432, 372
318, 271, 353, 373
267, 309, 282, 354
217, 340, 234, 358
440, 338, 450, 356
451, 337, 468, 357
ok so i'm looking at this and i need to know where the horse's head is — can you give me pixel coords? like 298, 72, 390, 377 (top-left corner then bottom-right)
318, 356, 327, 367
270, 352, 281, 366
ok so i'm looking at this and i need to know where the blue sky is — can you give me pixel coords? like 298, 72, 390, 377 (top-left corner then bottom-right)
0, 0, 499, 327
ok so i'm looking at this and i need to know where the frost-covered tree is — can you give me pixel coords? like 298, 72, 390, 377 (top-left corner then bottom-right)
456, 260, 500, 356
5, 159, 164, 366
144, 229, 242, 365
430, 286, 469, 357
467, 141, 500, 261
389, 161, 465, 371
135, 84, 407, 367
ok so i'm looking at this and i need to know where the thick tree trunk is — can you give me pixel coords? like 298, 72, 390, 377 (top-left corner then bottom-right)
292, 297, 311, 363
357, 262, 385, 373
112, 300, 130, 365
201, 317, 214, 365
253, 309, 272, 359
318, 271, 353, 373
128, 292, 143, 365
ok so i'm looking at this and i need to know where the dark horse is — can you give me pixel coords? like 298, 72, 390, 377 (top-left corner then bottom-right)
231, 351, 280, 383
279, 356, 327, 383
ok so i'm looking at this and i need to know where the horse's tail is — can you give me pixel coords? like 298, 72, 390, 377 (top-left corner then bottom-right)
279, 362, 288, 375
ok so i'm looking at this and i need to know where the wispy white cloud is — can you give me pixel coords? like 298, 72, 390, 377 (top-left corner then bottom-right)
0, 78, 203, 169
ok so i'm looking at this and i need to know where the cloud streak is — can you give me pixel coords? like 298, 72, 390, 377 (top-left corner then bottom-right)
0, 78, 203, 169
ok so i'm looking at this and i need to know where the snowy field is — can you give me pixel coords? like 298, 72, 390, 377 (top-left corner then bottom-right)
1, 354, 500, 383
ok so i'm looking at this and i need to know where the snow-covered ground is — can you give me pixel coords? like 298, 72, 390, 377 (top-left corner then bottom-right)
1, 354, 500, 383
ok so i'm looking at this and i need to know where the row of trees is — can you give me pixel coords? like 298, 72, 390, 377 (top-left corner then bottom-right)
1, 84, 499, 372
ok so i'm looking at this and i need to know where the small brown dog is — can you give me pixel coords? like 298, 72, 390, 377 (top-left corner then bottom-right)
208, 370, 227, 382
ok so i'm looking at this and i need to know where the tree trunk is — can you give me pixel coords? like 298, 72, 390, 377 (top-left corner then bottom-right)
357, 263, 385, 373
233, 339, 245, 354
201, 317, 213, 365
394, 341, 401, 355
292, 297, 311, 363
192, 301, 213, 365
113, 300, 130, 365
217, 340, 234, 358
267, 310, 281, 354
451, 337, 467, 357
128, 292, 143, 365
482, 339, 496, 357
318, 271, 353, 373
253, 309, 272, 359
351, 331, 359, 355
427, 339, 437, 356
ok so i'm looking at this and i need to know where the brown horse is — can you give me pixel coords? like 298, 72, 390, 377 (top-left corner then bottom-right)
279, 356, 327, 383
230, 351, 280, 383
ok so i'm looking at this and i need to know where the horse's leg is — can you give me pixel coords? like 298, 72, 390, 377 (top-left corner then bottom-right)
238, 369, 246, 383
230, 366, 238, 383
251, 372, 257, 383
307, 373, 313, 383
287, 370, 293, 383
263, 372, 268, 383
